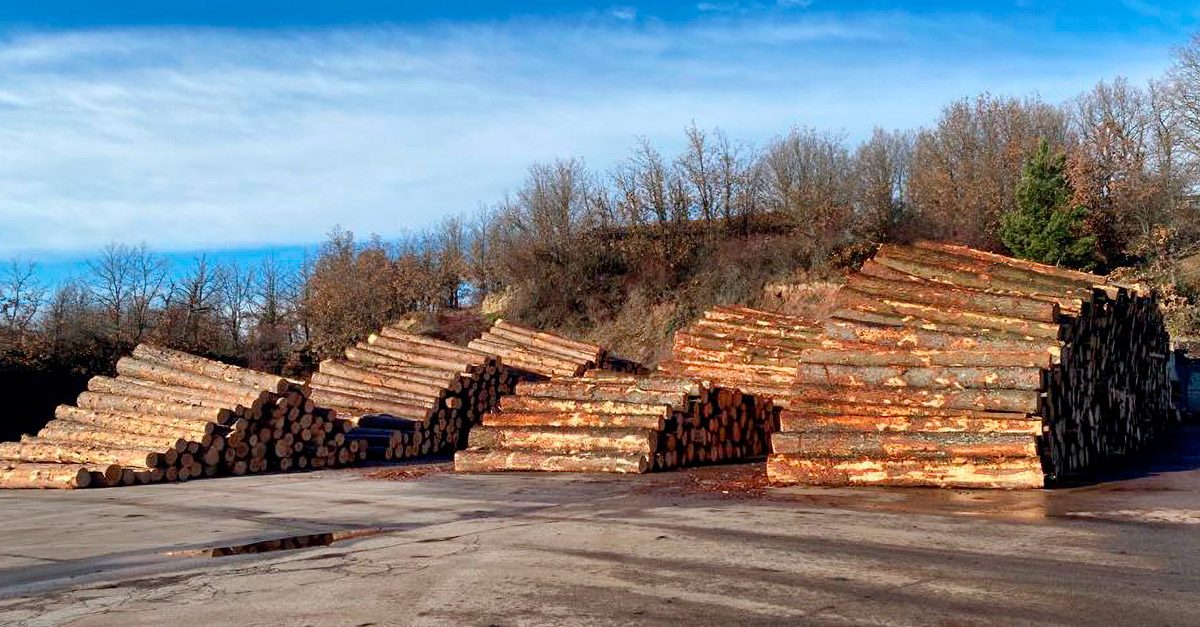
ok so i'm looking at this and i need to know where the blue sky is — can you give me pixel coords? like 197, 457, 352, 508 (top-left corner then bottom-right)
1, 1, 1197, 283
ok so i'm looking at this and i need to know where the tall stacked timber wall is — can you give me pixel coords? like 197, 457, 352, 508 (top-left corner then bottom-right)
454, 371, 775, 473
771, 241, 1179, 489
0, 345, 363, 489
307, 325, 511, 461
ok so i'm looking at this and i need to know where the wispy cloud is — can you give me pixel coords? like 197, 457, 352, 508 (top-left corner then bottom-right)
698, 0, 812, 13
608, 6, 638, 21
0, 13, 1178, 256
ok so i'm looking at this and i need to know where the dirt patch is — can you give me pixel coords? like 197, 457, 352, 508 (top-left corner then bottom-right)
364, 462, 455, 482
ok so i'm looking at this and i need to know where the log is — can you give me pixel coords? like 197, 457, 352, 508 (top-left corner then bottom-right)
824, 318, 1060, 358
493, 319, 603, 356
87, 376, 265, 413
766, 455, 1045, 489
307, 389, 433, 421
132, 344, 289, 393
512, 381, 688, 406
797, 347, 1053, 369
499, 396, 672, 417
777, 410, 1043, 434
0, 440, 161, 469
0, 463, 93, 489
771, 431, 1039, 459
54, 405, 218, 437
789, 386, 1041, 413
309, 372, 442, 408
75, 392, 233, 423
845, 273, 1060, 322
115, 357, 266, 399
366, 333, 489, 365
37, 423, 189, 453
467, 426, 658, 454
453, 448, 650, 473
795, 363, 1045, 390
483, 411, 666, 430
317, 360, 450, 397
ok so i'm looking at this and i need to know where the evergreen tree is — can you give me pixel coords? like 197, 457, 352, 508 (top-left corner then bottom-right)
1001, 139, 1097, 269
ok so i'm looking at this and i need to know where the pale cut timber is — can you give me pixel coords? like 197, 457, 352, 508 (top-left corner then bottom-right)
771, 431, 1039, 459
766, 455, 1045, 489
483, 326, 601, 363
454, 448, 650, 473
36, 423, 189, 453
54, 405, 217, 437
797, 347, 1053, 369
317, 360, 449, 397
482, 411, 666, 430
132, 344, 290, 393
307, 388, 433, 421
467, 426, 659, 454
115, 356, 267, 399
499, 396, 672, 417
512, 381, 688, 406
845, 273, 1060, 322
824, 318, 1061, 358
74, 392, 233, 423
777, 411, 1043, 434
795, 363, 1045, 390
0, 463, 92, 489
0, 440, 161, 469
493, 319, 604, 356
789, 386, 1041, 413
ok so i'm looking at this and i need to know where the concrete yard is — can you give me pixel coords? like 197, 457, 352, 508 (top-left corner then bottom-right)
2, 430, 1199, 626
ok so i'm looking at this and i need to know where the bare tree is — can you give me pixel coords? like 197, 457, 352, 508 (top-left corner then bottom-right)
0, 258, 44, 343
853, 128, 915, 241
678, 123, 718, 222
1165, 34, 1200, 159
762, 126, 854, 253
219, 262, 256, 351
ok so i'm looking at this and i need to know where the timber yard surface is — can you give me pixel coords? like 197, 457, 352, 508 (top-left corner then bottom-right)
2, 427, 1199, 627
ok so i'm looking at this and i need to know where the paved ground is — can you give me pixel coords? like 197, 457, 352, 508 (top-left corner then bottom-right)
1, 428, 1199, 627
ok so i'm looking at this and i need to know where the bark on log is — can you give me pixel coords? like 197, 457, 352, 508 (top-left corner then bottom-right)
482, 411, 666, 430
789, 386, 1041, 413
0, 463, 93, 489
467, 426, 658, 453
132, 344, 289, 393
766, 455, 1044, 489
454, 448, 650, 473
797, 347, 1053, 369
75, 392, 234, 423
771, 431, 1039, 458
777, 410, 1042, 434
0, 440, 161, 469
795, 363, 1044, 390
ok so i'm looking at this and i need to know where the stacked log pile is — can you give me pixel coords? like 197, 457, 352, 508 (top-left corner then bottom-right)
770, 241, 1178, 489
468, 320, 607, 379
308, 325, 511, 460
658, 305, 823, 400
454, 372, 774, 473
0, 345, 362, 489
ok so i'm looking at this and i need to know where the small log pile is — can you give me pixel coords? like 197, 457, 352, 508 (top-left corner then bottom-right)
0, 345, 362, 489
308, 325, 511, 460
658, 304, 823, 400
770, 241, 1178, 489
468, 319, 607, 379
454, 371, 775, 473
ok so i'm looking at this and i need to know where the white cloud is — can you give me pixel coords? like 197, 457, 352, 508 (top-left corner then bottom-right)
608, 6, 637, 21
0, 15, 1178, 256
